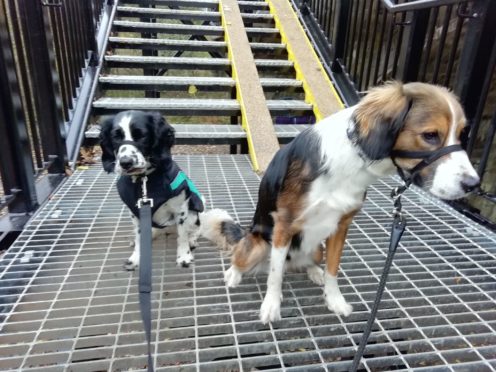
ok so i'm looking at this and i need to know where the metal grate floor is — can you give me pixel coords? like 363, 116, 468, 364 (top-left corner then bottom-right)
0, 155, 495, 371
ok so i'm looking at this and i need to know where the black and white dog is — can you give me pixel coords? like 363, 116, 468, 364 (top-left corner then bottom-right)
99, 110, 204, 269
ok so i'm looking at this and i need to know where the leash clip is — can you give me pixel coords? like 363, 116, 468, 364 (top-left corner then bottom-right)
137, 176, 154, 208
391, 184, 407, 218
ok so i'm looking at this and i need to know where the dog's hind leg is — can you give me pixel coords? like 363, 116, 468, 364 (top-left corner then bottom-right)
225, 233, 269, 287
324, 209, 357, 317
124, 216, 140, 271
306, 243, 325, 286
260, 222, 293, 324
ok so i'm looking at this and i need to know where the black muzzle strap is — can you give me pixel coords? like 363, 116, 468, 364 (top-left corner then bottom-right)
392, 144, 463, 185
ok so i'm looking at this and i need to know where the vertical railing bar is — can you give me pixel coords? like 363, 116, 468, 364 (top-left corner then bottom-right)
358, 0, 375, 90
53, 5, 72, 113
372, 3, 388, 84
390, 11, 406, 78
48, 7, 70, 121
431, 4, 452, 83
419, 6, 439, 81
62, 1, 78, 99
443, 4, 465, 87
344, 0, 358, 70
477, 109, 496, 180
69, 0, 84, 78
0, 0, 38, 214
71, 0, 86, 68
381, 12, 395, 82
364, 0, 381, 87
5, 0, 44, 170
325, 0, 333, 39
352, 0, 367, 82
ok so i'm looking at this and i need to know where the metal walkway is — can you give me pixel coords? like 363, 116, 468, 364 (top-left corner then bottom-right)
1, 156, 495, 371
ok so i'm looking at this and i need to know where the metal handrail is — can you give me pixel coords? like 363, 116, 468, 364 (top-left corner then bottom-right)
381, 0, 470, 13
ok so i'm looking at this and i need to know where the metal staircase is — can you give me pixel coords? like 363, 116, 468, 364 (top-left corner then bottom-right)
88, 0, 336, 169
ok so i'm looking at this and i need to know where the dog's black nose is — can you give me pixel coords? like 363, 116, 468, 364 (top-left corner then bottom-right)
461, 174, 480, 193
119, 156, 134, 170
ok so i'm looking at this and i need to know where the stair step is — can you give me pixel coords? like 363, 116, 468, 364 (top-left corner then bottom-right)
93, 97, 240, 115
113, 20, 224, 36
117, 6, 221, 21
109, 36, 226, 52
120, 0, 269, 11
92, 98, 311, 115
99, 75, 302, 91
109, 37, 286, 53
120, 0, 220, 9
104, 55, 294, 71
113, 20, 279, 38
116, 6, 273, 22
85, 123, 309, 145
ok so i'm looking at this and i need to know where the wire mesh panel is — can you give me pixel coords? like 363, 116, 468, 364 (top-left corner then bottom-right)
0, 155, 495, 371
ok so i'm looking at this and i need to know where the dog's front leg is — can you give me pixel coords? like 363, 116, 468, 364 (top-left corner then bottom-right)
176, 217, 194, 267
324, 210, 357, 317
124, 216, 140, 271
260, 222, 291, 323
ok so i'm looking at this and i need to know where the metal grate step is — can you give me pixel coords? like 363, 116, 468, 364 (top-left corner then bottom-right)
120, 0, 269, 11
92, 98, 311, 115
109, 36, 226, 52
99, 75, 302, 91
85, 123, 308, 145
1, 156, 495, 371
104, 55, 293, 71
92, 97, 240, 116
116, 6, 273, 22
108, 37, 286, 54
113, 20, 280, 38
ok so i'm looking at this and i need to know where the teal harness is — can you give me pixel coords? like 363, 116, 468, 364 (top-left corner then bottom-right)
117, 163, 204, 228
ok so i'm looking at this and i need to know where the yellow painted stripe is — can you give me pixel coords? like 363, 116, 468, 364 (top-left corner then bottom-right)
219, 0, 260, 171
266, 0, 344, 121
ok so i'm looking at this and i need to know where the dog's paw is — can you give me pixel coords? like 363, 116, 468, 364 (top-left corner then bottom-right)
224, 266, 242, 287
325, 295, 353, 317
123, 259, 138, 271
176, 251, 194, 268
259, 293, 282, 324
307, 266, 324, 286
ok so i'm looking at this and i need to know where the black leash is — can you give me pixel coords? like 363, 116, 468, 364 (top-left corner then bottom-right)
350, 139, 465, 371
137, 176, 154, 372
349, 186, 407, 372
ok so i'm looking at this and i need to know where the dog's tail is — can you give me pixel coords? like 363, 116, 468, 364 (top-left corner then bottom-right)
200, 209, 271, 273
199, 209, 247, 251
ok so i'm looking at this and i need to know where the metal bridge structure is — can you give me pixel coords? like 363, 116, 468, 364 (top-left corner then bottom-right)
0, 0, 495, 371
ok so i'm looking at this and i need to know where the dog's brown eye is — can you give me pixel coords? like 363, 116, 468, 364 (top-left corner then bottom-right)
422, 131, 439, 144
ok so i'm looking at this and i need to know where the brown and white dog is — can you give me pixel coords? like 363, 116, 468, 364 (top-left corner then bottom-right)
200, 82, 480, 324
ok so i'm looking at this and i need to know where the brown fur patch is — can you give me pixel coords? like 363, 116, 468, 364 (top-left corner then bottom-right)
326, 209, 358, 276
231, 232, 270, 272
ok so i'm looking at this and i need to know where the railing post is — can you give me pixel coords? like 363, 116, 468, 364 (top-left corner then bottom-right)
331, 0, 352, 71
0, 2, 37, 214
397, 9, 430, 82
453, 0, 496, 154
19, 0, 67, 174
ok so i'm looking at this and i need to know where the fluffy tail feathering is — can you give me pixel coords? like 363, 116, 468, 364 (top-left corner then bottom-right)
200, 209, 271, 273
199, 209, 247, 251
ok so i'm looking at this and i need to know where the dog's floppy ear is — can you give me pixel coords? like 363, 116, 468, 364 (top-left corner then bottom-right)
99, 115, 116, 173
148, 112, 175, 150
147, 112, 175, 165
351, 82, 411, 160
